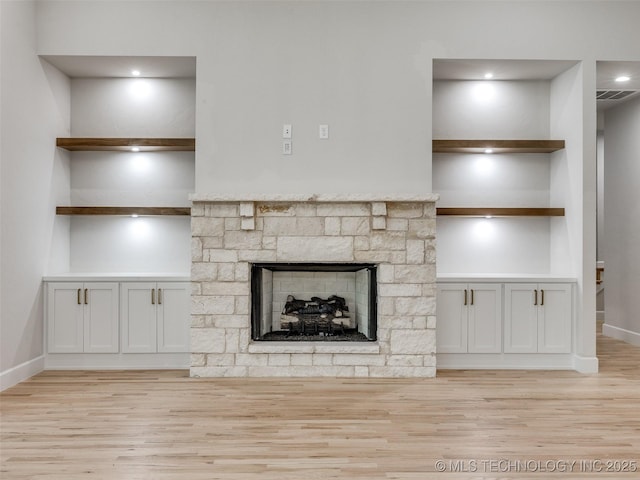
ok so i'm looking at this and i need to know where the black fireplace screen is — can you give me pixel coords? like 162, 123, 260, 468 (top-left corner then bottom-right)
251, 263, 377, 341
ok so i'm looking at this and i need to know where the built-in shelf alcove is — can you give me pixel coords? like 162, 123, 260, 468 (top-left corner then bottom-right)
251, 263, 377, 342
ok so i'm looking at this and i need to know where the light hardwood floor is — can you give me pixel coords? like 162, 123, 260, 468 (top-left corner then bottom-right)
2, 327, 639, 480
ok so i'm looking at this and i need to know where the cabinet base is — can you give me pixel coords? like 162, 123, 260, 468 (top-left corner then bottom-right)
45, 353, 189, 370
437, 353, 577, 370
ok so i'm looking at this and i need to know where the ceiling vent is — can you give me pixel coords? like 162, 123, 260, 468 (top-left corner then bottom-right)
597, 90, 639, 100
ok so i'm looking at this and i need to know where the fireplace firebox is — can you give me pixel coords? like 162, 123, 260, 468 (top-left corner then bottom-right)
251, 263, 377, 341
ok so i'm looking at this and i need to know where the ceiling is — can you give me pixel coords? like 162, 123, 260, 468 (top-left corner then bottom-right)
41, 55, 196, 78
596, 61, 640, 110
433, 59, 640, 109
433, 59, 579, 81
596, 61, 640, 90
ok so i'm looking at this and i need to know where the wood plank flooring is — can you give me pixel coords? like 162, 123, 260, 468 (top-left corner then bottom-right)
2, 328, 639, 479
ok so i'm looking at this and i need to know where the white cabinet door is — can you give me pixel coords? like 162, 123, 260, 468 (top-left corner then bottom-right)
157, 282, 190, 353
504, 283, 538, 353
436, 284, 468, 353
468, 283, 502, 353
121, 283, 157, 353
47, 283, 84, 353
538, 283, 572, 353
83, 283, 119, 353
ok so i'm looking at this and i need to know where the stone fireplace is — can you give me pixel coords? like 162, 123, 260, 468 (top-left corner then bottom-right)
189, 194, 438, 377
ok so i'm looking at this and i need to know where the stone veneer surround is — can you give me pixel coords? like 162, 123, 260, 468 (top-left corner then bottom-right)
189, 194, 439, 377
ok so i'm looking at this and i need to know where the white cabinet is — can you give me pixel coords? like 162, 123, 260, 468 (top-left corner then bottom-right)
504, 283, 572, 354
121, 282, 190, 353
47, 282, 119, 353
437, 283, 502, 353
437, 284, 467, 353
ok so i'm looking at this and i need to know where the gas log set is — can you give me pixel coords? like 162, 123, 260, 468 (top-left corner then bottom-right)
280, 294, 354, 336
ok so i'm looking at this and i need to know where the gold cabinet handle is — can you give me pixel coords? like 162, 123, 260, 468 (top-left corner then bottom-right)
541, 289, 544, 306
77, 289, 81, 305
534, 289, 538, 305
151, 288, 155, 305
463, 289, 468, 305
84, 289, 88, 304
158, 288, 162, 305
470, 289, 474, 306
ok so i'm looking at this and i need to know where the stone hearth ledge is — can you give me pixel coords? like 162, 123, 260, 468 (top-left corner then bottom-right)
247, 342, 381, 354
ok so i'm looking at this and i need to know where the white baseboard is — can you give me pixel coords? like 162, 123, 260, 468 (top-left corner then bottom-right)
602, 323, 640, 347
573, 355, 599, 373
0, 355, 45, 391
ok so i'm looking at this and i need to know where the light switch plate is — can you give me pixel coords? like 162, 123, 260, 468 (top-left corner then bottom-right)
283, 124, 292, 139
283, 140, 292, 155
319, 124, 329, 139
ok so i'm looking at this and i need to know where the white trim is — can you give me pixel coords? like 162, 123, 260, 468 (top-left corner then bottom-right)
0, 355, 45, 391
602, 323, 640, 347
573, 355, 599, 373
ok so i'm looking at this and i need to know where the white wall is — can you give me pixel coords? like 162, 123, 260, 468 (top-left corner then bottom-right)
0, 0, 70, 387
432, 80, 551, 139
603, 95, 640, 346
71, 78, 195, 137
433, 80, 554, 274
69, 216, 191, 273
70, 151, 194, 208
549, 62, 598, 366
60, 78, 195, 274
596, 130, 604, 261
434, 153, 551, 207
437, 218, 551, 274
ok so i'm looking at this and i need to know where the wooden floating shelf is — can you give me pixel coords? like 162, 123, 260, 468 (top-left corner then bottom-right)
433, 139, 565, 154
437, 208, 565, 217
56, 207, 191, 216
56, 138, 195, 152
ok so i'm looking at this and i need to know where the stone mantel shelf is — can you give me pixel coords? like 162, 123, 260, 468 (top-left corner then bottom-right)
190, 193, 440, 203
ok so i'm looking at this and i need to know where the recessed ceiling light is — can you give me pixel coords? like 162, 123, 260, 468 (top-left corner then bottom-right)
615, 75, 630, 82
131, 214, 139, 218
484, 148, 493, 154
484, 73, 494, 80
131, 70, 141, 77
485, 216, 492, 219
131, 147, 140, 152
